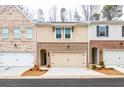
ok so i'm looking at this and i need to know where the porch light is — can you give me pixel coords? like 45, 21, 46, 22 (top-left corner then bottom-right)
14, 43, 18, 48
120, 42, 123, 45
67, 45, 70, 49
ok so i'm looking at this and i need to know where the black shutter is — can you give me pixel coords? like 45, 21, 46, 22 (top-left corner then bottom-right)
122, 26, 124, 37
106, 26, 109, 37
97, 26, 99, 37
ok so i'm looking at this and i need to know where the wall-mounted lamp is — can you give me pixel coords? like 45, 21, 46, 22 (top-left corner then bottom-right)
14, 43, 18, 48
67, 45, 70, 49
120, 42, 123, 45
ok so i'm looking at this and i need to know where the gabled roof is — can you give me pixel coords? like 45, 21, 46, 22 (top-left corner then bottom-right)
35, 22, 89, 27
0, 5, 33, 23
90, 20, 124, 25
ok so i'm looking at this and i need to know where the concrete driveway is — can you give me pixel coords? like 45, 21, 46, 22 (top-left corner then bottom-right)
42, 67, 105, 78
0, 67, 32, 76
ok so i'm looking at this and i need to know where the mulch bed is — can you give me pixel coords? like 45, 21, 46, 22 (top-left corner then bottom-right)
95, 68, 124, 75
21, 67, 48, 76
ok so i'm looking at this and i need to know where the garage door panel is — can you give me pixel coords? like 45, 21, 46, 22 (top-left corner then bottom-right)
52, 52, 85, 67
0, 53, 34, 66
103, 50, 124, 66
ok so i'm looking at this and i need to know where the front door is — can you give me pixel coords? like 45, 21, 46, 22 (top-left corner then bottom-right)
40, 50, 47, 66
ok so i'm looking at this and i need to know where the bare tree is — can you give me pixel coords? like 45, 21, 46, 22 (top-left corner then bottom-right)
74, 8, 80, 22
81, 5, 100, 21
37, 9, 45, 22
60, 8, 67, 22
18, 5, 34, 21
68, 9, 74, 22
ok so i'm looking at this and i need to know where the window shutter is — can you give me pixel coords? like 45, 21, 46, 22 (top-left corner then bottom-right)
122, 26, 124, 37
97, 26, 99, 37
106, 26, 109, 37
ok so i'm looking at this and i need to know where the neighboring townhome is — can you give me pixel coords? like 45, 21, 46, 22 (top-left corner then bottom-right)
89, 21, 124, 67
36, 22, 88, 67
0, 5, 36, 66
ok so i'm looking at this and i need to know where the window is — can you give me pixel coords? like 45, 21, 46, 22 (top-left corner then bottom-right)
14, 27, 21, 39
64, 28, 72, 39
122, 26, 124, 37
55, 28, 61, 39
97, 25, 109, 37
27, 28, 32, 39
2, 27, 9, 39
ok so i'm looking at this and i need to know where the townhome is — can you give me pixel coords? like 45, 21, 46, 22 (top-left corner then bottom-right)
36, 22, 88, 67
89, 21, 124, 67
0, 5, 36, 66
1, 5, 124, 69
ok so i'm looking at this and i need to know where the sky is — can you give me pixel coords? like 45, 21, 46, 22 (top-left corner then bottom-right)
26, 5, 83, 21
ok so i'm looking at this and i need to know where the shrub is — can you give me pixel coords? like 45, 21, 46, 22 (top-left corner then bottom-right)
99, 61, 104, 66
92, 65, 97, 70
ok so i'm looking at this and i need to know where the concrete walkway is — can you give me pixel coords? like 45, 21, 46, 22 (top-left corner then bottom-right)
42, 67, 105, 78
0, 67, 32, 76
108, 66, 124, 73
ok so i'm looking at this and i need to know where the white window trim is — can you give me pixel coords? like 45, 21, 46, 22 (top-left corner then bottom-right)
27, 27, 33, 39
2, 27, 9, 39
14, 27, 21, 39
54, 27, 62, 40
99, 25, 107, 37
64, 27, 72, 40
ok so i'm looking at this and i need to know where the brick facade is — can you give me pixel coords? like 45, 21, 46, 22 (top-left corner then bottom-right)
37, 42, 88, 67
90, 40, 124, 65
0, 5, 35, 53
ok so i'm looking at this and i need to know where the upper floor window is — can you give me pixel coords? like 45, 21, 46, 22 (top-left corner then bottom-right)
2, 27, 9, 39
64, 28, 72, 39
14, 27, 21, 39
55, 28, 61, 39
27, 28, 32, 39
97, 25, 109, 37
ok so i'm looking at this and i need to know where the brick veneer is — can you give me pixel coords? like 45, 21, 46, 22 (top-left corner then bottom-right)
90, 40, 124, 65
37, 42, 88, 67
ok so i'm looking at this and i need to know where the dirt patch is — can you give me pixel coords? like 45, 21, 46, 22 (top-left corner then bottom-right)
95, 68, 124, 75
21, 68, 48, 76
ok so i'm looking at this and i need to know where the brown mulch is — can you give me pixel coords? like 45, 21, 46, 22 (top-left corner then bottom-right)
21, 67, 48, 76
95, 68, 124, 75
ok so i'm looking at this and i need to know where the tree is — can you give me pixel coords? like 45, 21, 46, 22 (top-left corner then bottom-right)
93, 13, 100, 21
102, 5, 123, 21
18, 5, 34, 21
81, 5, 100, 21
68, 9, 74, 22
60, 8, 67, 22
37, 9, 45, 22
49, 6, 58, 22
74, 8, 80, 22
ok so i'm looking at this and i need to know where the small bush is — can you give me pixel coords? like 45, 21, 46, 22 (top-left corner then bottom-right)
99, 61, 104, 66
92, 65, 97, 70
101, 65, 105, 68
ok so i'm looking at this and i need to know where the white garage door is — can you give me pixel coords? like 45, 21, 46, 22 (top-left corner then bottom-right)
0, 52, 34, 66
103, 50, 124, 66
51, 52, 86, 67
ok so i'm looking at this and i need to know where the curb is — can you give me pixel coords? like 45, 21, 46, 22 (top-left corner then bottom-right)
0, 75, 123, 79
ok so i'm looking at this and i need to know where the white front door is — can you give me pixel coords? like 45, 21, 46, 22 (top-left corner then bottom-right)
103, 50, 124, 66
0, 52, 34, 66
51, 52, 85, 67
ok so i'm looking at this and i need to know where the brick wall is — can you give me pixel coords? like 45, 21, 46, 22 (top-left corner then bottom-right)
90, 40, 124, 64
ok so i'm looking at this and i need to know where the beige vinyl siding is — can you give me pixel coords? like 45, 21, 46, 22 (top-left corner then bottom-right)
36, 26, 88, 42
